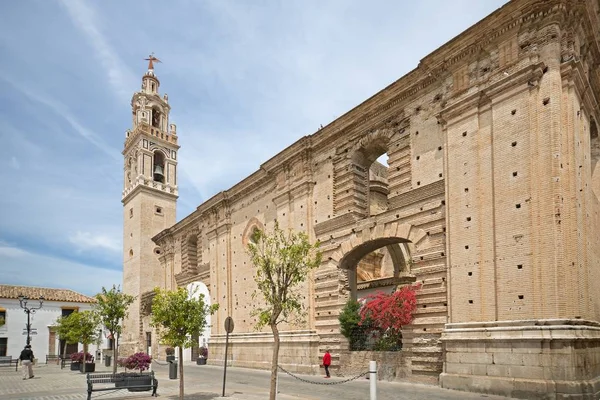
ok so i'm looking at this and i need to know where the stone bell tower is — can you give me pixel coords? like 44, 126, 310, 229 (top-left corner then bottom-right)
121, 55, 178, 355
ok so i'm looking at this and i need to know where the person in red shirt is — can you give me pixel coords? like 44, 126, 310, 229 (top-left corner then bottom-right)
322, 349, 331, 378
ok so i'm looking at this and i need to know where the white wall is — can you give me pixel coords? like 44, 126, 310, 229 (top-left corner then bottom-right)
0, 298, 109, 362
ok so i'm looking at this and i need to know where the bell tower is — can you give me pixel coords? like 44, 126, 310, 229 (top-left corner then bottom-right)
121, 55, 178, 354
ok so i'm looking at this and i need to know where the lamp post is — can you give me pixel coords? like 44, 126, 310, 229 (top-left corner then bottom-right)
18, 295, 44, 345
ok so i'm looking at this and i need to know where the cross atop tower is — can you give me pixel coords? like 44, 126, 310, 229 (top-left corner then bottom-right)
144, 53, 161, 71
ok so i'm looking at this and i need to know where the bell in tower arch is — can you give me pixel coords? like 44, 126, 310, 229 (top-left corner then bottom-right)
153, 151, 166, 183
153, 164, 164, 182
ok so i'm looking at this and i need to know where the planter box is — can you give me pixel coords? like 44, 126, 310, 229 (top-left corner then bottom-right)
80, 363, 95, 373
113, 373, 153, 392
70, 362, 80, 371
197, 357, 207, 365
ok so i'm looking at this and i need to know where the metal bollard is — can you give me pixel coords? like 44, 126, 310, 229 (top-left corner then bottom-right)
370, 360, 377, 400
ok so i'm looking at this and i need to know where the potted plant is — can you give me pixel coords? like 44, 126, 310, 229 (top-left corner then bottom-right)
165, 346, 175, 363
196, 346, 208, 365
70, 351, 92, 371
115, 352, 153, 391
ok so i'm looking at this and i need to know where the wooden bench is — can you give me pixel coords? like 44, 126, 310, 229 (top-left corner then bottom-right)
86, 372, 158, 400
46, 354, 61, 364
0, 356, 19, 371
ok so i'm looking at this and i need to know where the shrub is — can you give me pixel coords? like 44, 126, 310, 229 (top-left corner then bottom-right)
70, 351, 93, 363
165, 346, 175, 356
199, 346, 208, 359
121, 352, 152, 372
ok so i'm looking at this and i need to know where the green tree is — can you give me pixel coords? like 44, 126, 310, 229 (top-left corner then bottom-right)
150, 287, 218, 400
339, 299, 372, 350
94, 285, 136, 373
70, 310, 101, 361
53, 313, 79, 357
246, 222, 322, 400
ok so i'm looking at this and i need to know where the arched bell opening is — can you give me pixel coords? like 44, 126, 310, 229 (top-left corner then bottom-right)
153, 151, 166, 183
152, 107, 161, 129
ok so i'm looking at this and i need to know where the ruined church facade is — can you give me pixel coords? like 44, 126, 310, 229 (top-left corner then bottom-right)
123, 0, 600, 398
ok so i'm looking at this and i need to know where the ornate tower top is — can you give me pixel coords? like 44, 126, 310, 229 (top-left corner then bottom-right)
122, 56, 179, 202
141, 53, 162, 96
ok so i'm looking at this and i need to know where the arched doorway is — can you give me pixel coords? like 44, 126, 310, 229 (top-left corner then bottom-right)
183, 281, 211, 362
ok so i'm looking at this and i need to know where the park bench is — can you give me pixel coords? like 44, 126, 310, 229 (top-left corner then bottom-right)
0, 356, 19, 371
46, 354, 61, 364
60, 356, 73, 369
86, 372, 158, 400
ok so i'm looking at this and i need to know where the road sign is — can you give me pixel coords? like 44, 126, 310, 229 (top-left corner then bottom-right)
224, 316, 234, 333
22, 331, 38, 335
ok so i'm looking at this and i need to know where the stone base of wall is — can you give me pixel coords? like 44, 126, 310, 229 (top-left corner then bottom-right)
208, 330, 320, 374
338, 350, 412, 381
440, 319, 600, 399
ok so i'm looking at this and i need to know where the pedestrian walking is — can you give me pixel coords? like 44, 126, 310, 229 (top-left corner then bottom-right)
322, 349, 331, 378
19, 344, 35, 380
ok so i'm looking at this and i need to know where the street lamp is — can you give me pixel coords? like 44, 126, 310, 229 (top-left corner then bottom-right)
18, 295, 44, 345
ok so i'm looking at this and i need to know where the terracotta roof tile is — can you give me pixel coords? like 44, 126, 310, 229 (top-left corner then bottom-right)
0, 285, 97, 304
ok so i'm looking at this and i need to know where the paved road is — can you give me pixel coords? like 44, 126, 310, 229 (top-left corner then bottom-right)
0, 361, 514, 399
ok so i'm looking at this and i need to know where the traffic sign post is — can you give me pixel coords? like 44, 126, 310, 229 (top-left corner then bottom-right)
222, 316, 234, 397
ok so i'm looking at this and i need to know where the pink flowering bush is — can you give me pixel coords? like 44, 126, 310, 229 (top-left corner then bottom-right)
70, 351, 93, 363
121, 352, 152, 372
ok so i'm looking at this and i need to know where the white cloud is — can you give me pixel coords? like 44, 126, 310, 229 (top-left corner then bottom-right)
0, 75, 120, 162
57, 0, 136, 99
69, 231, 121, 254
0, 242, 122, 296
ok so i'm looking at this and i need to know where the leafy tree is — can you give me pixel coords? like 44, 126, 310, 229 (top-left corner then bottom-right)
358, 284, 421, 350
94, 285, 136, 373
339, 299, 372, 350
69, 310, 101, 362
0, 316, 5, 326
54, 313, 79, 357
150, 287, 218, 400
247, 222, 322, 400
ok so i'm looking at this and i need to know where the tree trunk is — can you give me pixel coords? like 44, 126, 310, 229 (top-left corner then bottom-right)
269, 323, 280, 400
178, 346, 184, 400
112, 333, 118, 374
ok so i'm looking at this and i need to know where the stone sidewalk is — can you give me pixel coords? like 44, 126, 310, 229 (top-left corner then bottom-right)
0, 361, 515, 399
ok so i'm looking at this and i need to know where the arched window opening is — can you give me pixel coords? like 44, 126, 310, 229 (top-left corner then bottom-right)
590, 118, 599, 199
152, 107, 161, 129
153, 151, 165, 183
340, 238, 416, 352
369, 154, 389, 216
352, 141, 390, 217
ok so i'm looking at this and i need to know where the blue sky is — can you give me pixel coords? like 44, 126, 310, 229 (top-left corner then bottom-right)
0, 0, 508, 295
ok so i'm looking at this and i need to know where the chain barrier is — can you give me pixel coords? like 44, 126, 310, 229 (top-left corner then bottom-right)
277, 365, 368, 386
152, 359, 170, 366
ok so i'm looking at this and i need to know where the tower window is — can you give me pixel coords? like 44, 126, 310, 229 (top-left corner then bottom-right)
152, 108, 161, 128
155, 206, 162, 214
129, 208, 133, 218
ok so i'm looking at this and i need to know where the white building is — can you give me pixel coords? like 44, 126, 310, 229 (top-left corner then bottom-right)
0, 285, 109, 363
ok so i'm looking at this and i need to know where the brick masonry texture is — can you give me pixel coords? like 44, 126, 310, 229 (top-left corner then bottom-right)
122, 0, 600, 399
